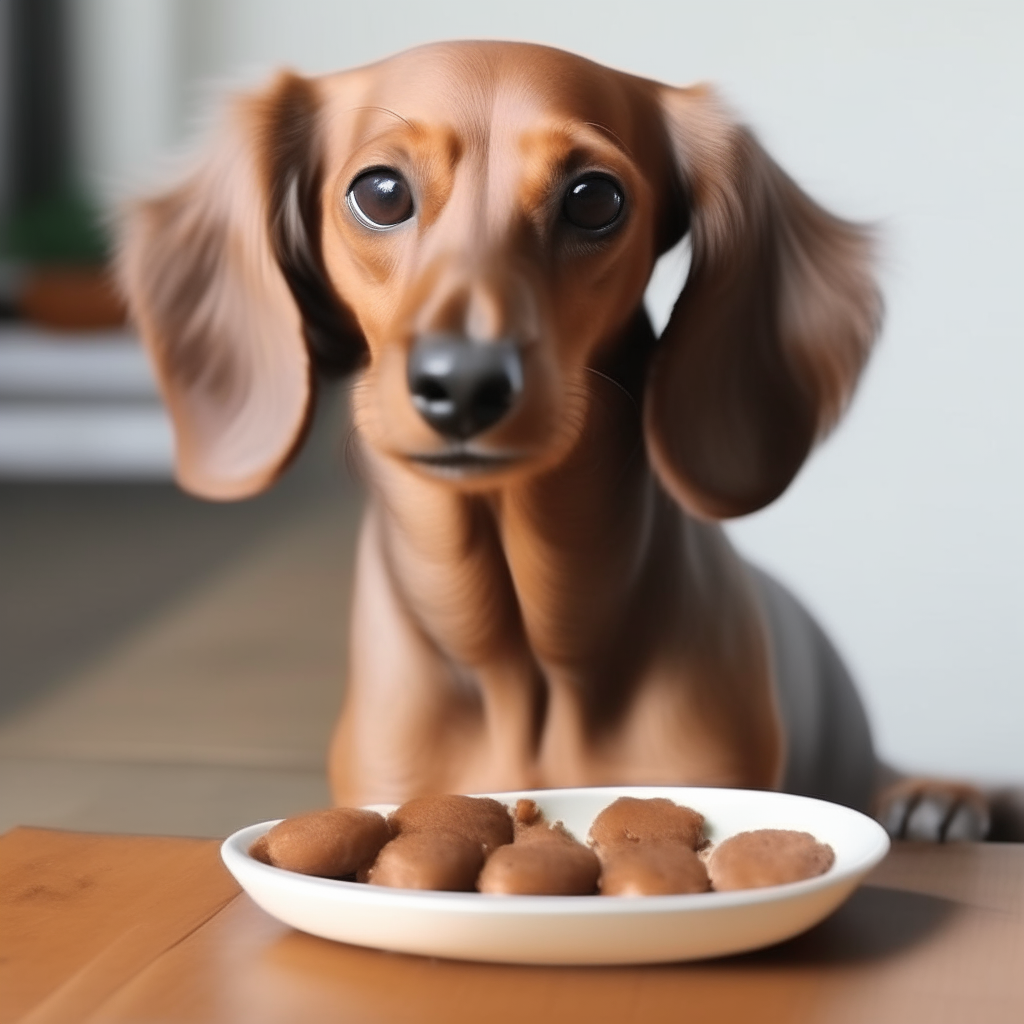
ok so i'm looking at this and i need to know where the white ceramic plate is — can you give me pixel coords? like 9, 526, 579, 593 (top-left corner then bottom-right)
221, 786, 889, 965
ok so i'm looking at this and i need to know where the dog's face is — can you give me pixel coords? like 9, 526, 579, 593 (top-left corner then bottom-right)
317, 45, 676, 485
121, 42, 879, 516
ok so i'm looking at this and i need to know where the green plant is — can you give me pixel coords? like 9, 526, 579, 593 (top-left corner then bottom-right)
0, 188, 110, 265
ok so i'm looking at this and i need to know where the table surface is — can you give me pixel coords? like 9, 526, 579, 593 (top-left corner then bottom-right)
2, 827, 1022, 1024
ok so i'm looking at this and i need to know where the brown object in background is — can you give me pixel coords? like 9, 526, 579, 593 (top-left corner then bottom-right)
589, 797, 705, 851
599, 842, 711, 896
708, 829, 835, 891
365, 831, 485, 891
388, 795, 513, 856
259, 807, 391, 878
18, 266, 127, 330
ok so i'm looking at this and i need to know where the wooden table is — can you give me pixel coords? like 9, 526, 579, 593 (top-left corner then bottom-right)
2, 827, 1022, 1023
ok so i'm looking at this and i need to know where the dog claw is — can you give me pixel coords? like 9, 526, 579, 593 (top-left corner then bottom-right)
904, 792, 953, 841
875, 781, 990, 842
878, 792, 915, 839
943, 800, 990, 842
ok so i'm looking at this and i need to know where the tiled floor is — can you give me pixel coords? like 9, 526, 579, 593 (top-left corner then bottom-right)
0, 387, 364, 837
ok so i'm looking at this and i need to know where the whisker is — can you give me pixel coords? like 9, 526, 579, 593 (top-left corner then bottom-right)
343, 426, 366, 483
583, 121, 632, 158
569, 374, 648, 484
348, 105, 414, 130
583, 366, 641, 421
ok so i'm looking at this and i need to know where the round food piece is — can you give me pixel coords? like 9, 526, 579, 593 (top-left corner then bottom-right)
262, 807, 391, 878
588, 797, 705, 850
707, 829, 835, 891
389, 795, 513, 855
598, 842, 710, 896
247, 833, 272, 865
365, 832, 485, 891
478, 840, 600, 895
247, 831, 272, 864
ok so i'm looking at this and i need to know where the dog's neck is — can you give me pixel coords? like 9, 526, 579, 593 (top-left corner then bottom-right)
362, 314, 668, 666
351, 314, 778, 789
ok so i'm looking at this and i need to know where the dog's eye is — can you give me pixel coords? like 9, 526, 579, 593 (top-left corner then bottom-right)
563, 175, 624, 231
347, 169, 414, 228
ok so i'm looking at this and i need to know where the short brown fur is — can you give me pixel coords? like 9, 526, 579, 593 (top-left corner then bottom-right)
119, 43, 883, 809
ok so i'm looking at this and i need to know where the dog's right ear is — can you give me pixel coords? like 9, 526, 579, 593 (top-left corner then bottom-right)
119, 72, 365, 500
645, 85, 881, 519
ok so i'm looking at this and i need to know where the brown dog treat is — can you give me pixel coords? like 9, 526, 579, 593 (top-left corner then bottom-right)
248, 833, 272, 864
588, 797, 705, 850
511, 799, 578, 845
389, 795, 513, 855
514, 798, 543, 828
598, 841, 711, 896
478, 838, 600, 895
263, 807, 391, 878
707, 829, 835, 891
365, 831, 485, 891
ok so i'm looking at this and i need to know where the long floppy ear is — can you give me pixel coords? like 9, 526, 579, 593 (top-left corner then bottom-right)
644, 85, 881, 519
119, 72, 364, 500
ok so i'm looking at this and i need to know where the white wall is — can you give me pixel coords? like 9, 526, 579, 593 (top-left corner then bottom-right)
69, 0, 178, 206
82, 0, 1024, 783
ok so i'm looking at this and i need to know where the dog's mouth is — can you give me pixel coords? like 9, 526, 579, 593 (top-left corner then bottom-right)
407, 450, 521, 476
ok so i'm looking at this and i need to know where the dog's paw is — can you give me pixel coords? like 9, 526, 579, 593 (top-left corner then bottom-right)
875, 779, 990, 842
989, 788, 1024, 842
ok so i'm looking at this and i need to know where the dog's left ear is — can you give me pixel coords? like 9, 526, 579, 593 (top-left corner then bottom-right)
644, 85, 882, 519
119, 72, 364, 500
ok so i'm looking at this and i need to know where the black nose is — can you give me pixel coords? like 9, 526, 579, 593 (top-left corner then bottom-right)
407, 335, 523, 440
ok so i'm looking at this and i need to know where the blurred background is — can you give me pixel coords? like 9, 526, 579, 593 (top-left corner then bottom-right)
0, 0, 1020, 836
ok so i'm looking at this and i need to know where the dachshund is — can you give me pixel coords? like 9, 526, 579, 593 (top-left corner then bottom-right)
119, 41, 990, 841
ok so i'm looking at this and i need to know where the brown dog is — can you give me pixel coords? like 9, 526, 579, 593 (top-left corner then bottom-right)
120, 41, 987, 840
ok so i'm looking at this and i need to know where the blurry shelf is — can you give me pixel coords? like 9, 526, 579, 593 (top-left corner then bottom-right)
0, 324, 173, 479
0, 403, 173, 478
0, 324, 160, 399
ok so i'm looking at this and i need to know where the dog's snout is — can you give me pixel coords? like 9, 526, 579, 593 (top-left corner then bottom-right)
407, 335, 523, 440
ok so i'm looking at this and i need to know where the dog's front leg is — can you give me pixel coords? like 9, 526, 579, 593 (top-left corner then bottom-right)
329, 503, 543, 805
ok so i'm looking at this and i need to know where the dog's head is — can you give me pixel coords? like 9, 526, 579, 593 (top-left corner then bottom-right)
121, 41, 879, 517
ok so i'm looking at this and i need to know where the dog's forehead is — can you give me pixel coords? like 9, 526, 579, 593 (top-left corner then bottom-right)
328, 41, 655, 153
